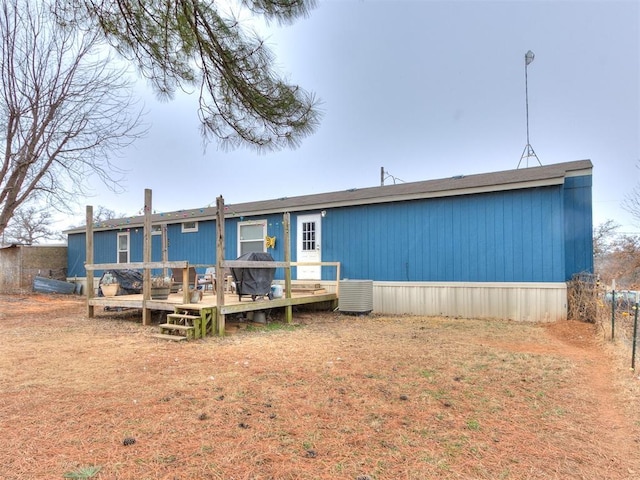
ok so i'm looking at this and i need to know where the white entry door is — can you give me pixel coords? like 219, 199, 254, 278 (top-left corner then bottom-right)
296, 213, 322, 280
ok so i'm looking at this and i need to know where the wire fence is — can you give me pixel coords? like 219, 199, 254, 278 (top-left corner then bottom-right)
600, 290, 640, 369
569, 273, 640, 369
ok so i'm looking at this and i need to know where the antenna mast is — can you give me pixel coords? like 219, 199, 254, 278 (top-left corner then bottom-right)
518, 50, 541, 168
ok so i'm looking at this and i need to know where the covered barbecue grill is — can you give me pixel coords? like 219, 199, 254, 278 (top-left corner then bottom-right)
231, 252, 275, 301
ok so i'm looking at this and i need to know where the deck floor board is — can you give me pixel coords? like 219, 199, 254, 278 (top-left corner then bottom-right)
88, 291, 337, 314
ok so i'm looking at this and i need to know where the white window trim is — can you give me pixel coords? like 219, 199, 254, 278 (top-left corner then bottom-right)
117, 231, 130, 263
151, 224, 163, 235
181, 221, 199, 233
238, 219, 267, 254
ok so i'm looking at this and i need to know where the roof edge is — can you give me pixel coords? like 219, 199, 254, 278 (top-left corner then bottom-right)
64, 159, 593, 234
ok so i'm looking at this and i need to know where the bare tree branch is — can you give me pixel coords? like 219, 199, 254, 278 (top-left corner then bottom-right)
604, 235, 640, 288
622, 184, 640, 225
3, 205, 56, 245
0, 0, 145, 239
593, 219, 620, 261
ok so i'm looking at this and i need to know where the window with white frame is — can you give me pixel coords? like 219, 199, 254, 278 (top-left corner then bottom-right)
151, 224, 163, 235
238, 220, 267, 255
301, 221, 316, 251
117, 232, 130, 263
181, 221, 198, 233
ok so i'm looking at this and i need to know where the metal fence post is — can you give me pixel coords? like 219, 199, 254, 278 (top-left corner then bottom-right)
633, 294, 639, 370
611, 289, 616, 341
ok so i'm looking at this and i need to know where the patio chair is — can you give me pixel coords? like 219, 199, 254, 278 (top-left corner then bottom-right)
171, 266, 197, 293
196, 267, 216, 294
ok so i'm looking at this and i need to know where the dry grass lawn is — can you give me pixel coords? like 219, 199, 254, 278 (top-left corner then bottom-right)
1, 294, 640, 479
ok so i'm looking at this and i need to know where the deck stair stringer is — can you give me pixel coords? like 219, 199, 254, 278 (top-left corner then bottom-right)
159, 312, 200, 339
155, 304, 216, 340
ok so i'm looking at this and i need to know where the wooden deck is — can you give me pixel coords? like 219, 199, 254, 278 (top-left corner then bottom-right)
88, 290, 338, 315
82, 195, 340, 338
90, 289, 337, 338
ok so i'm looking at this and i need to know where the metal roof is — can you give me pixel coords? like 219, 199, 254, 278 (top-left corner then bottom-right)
65, 159, 592, 234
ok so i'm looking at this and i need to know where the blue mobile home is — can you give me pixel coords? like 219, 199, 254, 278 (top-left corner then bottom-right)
66, 159, 593, 321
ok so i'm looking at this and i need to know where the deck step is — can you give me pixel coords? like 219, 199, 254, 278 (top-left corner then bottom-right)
150, 333, 188, 341
159, 323, 195, 332
167, 313, 200, 321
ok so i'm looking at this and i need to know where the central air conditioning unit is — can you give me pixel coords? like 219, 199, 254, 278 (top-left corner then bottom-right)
339, 279, 373, 315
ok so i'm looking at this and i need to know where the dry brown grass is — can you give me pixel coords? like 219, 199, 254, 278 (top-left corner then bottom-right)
1, 294, 640, 479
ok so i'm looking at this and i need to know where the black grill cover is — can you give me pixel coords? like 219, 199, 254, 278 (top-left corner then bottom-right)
231, 252, 275, 298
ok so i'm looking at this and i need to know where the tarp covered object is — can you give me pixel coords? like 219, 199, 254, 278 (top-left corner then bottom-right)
98, 270, 143, 296
231, 252, 275, 300
33, 276, 77, 294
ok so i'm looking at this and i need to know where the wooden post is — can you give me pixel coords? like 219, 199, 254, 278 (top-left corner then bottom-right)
182, 266, 190, 304
216, 196, 225, 335
161, 224, 168, 277
142, 189, 152, 325
86, 206, 94, 318
283, 212, 293, 323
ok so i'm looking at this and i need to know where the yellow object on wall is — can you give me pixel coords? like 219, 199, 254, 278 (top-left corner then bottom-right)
265, 235, 276, 249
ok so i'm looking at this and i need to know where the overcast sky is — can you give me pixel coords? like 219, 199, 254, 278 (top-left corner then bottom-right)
58, 0, 640, 235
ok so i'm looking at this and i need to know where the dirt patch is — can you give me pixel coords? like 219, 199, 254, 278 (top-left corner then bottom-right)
1, 295, 639, 479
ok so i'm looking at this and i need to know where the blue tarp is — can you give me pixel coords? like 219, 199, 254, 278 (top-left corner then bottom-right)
98, 270, 143, 296
33, 276, 76, 294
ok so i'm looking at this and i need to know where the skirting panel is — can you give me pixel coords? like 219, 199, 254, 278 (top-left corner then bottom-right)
371, 281, 567, 322
317, 281, 566, 322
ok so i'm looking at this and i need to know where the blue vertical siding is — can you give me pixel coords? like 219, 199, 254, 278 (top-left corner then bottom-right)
151, 234, 163, 262
67, 230, 117, 277
165, 222, 215, 265
66, 175, 592, 283
487, 197, 499, 279
65, 214, 292, 278
67, 233, 87, 277
501, 197, 514, 280
130, 229, 143, 262
319, 186, 566, 282
93, 231, 118, 264
224, 217, 238, 260
265, 215, 284, 263
563, 175, 594, 279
